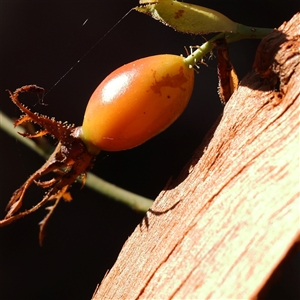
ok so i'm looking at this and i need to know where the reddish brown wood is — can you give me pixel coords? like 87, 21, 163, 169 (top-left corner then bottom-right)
93, 14, 300, 300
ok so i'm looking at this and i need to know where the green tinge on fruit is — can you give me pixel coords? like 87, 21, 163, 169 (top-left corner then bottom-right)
135, 0, 238, 34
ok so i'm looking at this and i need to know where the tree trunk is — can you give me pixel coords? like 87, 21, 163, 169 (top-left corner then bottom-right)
92, 14, 300, 300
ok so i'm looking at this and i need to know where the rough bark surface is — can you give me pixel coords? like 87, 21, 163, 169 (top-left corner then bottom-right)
93, 14, 300, 300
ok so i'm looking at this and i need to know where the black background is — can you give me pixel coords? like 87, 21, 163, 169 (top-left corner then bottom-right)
0, 1, 299, 299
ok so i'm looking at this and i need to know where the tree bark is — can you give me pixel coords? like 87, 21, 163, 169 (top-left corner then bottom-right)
92, 14, 300, 300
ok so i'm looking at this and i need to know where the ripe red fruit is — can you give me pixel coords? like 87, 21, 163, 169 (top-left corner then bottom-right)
79, 54, 194, 153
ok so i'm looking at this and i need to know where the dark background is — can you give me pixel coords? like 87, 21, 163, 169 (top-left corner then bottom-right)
0, 1, 299, 299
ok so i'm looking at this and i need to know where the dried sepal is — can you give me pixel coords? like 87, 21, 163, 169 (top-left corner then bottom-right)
215, 38, 239, 104
39, 185, 70, 245
19, 129, 49, 138
7, 86, 75, 142
14, 114, 34, 126
0, 85, 97, 243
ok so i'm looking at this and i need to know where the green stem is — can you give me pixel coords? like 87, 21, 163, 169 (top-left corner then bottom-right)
0, 110, 153, 212
84, 172, 153, 212
184, 25, 273, 67
228, 24, 273, 43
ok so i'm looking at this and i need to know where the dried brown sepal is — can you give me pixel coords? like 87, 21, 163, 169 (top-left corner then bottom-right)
7, 86, 74, 141
0, 85, 97, 244
39, 185, 70, 246
19, 129, 49, 138
216, 38, 239, 104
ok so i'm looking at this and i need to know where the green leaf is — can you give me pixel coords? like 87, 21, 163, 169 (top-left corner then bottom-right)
135, 0, 238, 34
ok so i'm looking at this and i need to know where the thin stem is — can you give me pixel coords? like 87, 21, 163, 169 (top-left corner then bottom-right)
84, 173, 153, 212
184, 32, 225, 67
184, 25, 273, 67
0, 110, 153, 212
